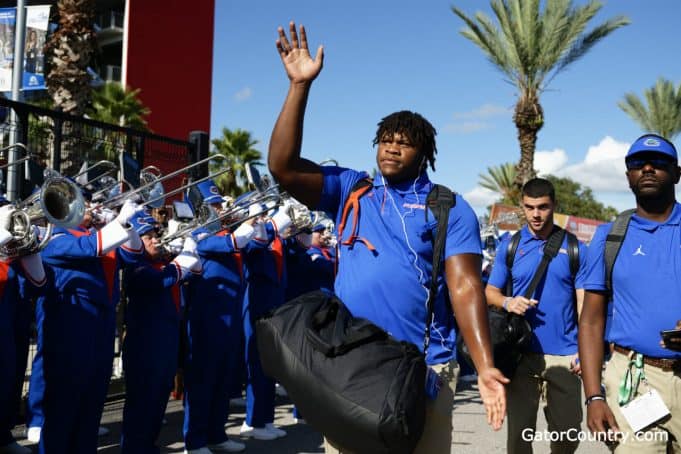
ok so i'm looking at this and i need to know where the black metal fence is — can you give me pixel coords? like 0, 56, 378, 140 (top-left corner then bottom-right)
0, 96, 200, 201
0, 97, 209, 405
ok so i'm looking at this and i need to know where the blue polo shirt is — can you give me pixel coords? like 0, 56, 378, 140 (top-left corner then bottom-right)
317, 166, 482, 365
488, 226, 587, 355
583, 202, 681, 359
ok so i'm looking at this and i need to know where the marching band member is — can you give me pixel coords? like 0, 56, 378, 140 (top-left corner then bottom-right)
181, 180, 255, 454
120, 212, 202, 454
240, 202, 292, 441
38, 198, 145, 454
0, 206, 46, 454
306, 221, 336, 293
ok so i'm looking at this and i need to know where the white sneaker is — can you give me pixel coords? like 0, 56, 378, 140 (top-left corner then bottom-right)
98, 426, 110, 436
240, 422, 277, 440
26, 427, 41, 443
265, 423, 287, 438
207, 439, 246, 452
294, 417, 306, 424
183, 448, 214, 454
0, 441, 31, 454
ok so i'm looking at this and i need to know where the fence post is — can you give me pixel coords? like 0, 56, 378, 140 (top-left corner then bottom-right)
188, 131, 209, 181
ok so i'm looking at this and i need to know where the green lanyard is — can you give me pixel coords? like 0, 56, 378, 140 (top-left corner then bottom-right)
618, 353, 646, 406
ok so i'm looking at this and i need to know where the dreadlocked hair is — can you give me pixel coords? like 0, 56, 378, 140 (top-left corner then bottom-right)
373, 110, 438, 171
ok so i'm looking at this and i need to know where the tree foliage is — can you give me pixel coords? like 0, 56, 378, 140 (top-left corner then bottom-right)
88, 82, 150, 131
479, 162, 520, 205
479, 163, 618, 220
452, 0, 629, 190
210, 127, 264, 196
619, 77, 681, 139
545, 175, 618, 221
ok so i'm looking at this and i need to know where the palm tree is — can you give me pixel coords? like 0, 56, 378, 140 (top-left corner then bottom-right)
210, 127, 264, 196
45, 0, 96, 115
618, 77, 681, 139
88, 82, 151, 131
452, 0, 629, 190
479, 162, 520, 205
44, 0, 97, 174
86, 82, 151, 162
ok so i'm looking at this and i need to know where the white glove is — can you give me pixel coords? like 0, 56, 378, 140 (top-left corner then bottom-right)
183, 236, 198, 255
95, 207, 117, 224
0, 226, 12, 246
270, 208, 292, 234
168, 237, 184, 255
116, 199, 143, 227
0, 205, 15, 232
173, 251, 202, 278
248, 203, 264, 218
233, 222, 255, 249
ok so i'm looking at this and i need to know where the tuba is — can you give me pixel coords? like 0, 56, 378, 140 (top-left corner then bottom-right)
0, 169, 85, 258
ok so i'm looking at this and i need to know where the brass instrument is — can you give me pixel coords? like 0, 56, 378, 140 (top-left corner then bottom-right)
0, 168, 85, 258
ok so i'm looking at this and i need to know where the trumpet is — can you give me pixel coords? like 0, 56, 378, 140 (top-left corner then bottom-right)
0, 168, 85, 258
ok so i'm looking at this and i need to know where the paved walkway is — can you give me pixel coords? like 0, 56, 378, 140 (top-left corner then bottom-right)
11, 381, 610, 453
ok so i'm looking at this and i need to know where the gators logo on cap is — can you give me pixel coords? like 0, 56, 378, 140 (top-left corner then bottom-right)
210, 185, 219, 194
644, 138, 661, 147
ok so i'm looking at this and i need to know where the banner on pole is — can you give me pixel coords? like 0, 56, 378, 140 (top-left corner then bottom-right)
0, 5, 50, 93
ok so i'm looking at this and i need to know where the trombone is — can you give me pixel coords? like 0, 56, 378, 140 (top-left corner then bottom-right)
0, 143, 35, 170
71, 160, 119, 188
100, 154, 231, 208
159, 187, 282, 246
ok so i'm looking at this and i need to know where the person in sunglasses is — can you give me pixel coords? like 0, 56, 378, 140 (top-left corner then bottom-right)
580, 134, 681, 452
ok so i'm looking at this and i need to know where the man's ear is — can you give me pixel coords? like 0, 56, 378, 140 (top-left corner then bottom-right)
674, 165, 681, 184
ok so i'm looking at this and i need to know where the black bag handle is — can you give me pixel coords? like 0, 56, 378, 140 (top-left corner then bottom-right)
305, 298, 386, 357
522, 226, 566, 300
423, 184, 455, 353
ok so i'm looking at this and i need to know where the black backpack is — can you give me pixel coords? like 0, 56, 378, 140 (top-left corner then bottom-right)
256, 179, 455, 454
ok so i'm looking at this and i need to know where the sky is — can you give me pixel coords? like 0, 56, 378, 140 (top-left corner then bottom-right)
210, 0, 681, 215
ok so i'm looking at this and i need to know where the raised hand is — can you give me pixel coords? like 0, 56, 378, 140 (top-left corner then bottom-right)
276, 22, 324, 84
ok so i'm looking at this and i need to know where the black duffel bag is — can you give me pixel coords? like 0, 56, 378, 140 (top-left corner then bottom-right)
256, 290, 427, 454
457, 307, 532, 378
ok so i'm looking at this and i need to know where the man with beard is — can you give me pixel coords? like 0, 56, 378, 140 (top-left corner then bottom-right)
580, 134, 681, 452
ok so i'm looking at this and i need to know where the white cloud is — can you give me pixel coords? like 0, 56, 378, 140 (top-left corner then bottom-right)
452, 103, 510, 120
234, 87, 252, 102
445, 103, 510, 134
552, 136, 629, 192
443, 121, 491, 134
463, 186, 500, 208
535, 148, 569, 176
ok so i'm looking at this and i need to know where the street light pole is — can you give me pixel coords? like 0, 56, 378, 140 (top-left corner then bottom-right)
7, 0, 26, 201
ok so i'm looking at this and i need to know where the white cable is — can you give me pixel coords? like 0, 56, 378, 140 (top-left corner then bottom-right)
381, 174, 452, 353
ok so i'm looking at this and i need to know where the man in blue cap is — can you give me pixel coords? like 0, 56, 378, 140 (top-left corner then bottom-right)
121, 211, 201, 453
580, 133, 681, 452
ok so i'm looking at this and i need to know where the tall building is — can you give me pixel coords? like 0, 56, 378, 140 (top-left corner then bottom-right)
1, 0, 215, 139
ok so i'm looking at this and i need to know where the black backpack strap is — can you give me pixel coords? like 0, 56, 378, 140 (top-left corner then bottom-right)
423, 184, 455, 353
566, 231, 580, 280
523, 227, 566, 300
605, 209, 635, 293
505, 231, 521, 296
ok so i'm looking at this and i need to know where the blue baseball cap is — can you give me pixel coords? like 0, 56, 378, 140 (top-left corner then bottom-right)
311, 223, 326, 232
626, 134, 678, 162
197, 179, 223, 205
129, 211, 159, 236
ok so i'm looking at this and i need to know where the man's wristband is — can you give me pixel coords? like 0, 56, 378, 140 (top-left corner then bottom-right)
502, 297, 512, 312
584, 394, 606, 406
